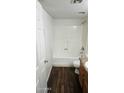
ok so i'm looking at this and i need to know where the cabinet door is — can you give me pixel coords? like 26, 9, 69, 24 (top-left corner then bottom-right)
82, 79, 88, 93
79, 63, 88, 93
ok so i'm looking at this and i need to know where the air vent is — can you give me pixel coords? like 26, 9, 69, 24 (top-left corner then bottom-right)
78, 12, 85, 14
71, 0, 83, 4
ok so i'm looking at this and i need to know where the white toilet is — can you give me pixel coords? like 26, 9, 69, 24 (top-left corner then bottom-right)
73, 59, 80, 74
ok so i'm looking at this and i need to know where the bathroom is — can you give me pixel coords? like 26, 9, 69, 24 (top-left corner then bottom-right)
36, 0, 88, 93
1, 0, 124, 93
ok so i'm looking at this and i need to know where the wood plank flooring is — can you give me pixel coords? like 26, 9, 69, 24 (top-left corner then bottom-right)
47, 67, 82, 93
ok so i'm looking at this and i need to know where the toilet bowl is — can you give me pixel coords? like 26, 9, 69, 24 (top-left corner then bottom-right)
73, 60, 80, 74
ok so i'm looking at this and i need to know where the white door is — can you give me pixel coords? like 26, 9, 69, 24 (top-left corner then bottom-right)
36, 1, 47, 93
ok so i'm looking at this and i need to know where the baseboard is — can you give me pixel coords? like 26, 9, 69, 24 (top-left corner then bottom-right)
46, 65, 52, 83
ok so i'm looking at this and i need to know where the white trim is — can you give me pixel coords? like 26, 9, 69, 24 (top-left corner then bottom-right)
46, 65, 52, 82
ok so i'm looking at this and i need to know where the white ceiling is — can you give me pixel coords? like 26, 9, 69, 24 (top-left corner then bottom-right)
40, 0, 88, 19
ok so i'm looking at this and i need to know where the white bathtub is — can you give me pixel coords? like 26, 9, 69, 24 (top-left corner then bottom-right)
53, 57, 79, 67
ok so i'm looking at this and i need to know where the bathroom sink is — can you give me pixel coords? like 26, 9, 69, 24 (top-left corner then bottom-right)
84, 61, 88, 71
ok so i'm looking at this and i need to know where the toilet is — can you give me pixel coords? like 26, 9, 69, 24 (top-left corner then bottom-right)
73, 59, 80, 74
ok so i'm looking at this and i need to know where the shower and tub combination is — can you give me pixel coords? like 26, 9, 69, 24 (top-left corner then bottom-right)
53, 57, 80, 67
52, 19, 85, 68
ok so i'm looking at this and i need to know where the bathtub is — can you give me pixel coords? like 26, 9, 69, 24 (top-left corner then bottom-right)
53, 57, 79, 67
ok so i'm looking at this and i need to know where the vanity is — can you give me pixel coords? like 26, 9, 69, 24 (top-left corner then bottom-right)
79, 58, 88, 93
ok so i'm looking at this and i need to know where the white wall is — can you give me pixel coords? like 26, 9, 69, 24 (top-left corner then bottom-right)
36, 1, 53, 93
82, 16, 88, 55
53, 19, 83, 58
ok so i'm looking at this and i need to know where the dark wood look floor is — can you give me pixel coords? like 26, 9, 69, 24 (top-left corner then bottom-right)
47, 67, 82, 93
